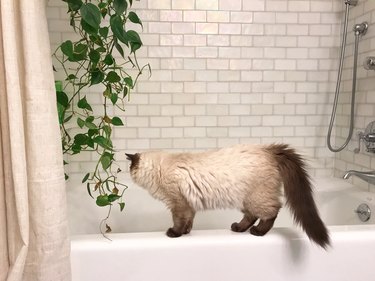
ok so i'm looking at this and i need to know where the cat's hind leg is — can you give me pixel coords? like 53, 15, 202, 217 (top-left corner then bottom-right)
166, 201, 195, 238
250, 216, 277, 236
231, 210, 257, 232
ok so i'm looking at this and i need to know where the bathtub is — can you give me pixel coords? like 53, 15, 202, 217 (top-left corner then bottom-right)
70, 177, 375, 281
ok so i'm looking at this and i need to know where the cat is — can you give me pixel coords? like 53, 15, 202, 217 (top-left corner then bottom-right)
126, 143, 330, 249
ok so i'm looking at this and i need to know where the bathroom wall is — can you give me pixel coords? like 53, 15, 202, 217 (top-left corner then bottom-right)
333, 0, 375, 189
47, 0, 344, 179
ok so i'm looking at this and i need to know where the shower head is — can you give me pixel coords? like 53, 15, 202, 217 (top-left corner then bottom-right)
345, 0, 358, 6
353, 22, 368, 35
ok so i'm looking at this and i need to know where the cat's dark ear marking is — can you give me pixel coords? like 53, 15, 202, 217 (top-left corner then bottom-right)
126, 153, 140, 170
126, 153, 136, 161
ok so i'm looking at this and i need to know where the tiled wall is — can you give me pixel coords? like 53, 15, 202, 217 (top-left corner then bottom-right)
334, 0, 375, 188
48, 0, 349, 178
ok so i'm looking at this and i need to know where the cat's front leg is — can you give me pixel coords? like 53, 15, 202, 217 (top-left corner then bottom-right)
166, 203, 195, 238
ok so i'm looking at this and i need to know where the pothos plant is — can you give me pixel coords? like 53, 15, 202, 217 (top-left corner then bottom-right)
54, 0, 149, 233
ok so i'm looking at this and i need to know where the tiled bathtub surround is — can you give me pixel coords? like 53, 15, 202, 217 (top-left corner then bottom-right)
47, 0, 373, 180
333, 0, 375, 188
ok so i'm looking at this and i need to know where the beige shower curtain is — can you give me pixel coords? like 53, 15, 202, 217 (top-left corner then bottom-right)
0, 0, 71, 280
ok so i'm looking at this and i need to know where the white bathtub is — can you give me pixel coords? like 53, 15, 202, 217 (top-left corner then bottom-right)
70, 177, 375, 281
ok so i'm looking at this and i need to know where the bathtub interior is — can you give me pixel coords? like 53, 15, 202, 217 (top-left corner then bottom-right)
67, 176, 375, 235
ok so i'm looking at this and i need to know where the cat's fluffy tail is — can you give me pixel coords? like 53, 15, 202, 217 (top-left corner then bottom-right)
266, 144, 330, 249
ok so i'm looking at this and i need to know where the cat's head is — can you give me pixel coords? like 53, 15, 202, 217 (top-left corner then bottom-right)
126, 152, 160, 189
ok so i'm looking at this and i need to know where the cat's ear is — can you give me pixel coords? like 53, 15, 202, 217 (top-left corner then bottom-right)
126, 153, 140, 170
126, 153, 138, 162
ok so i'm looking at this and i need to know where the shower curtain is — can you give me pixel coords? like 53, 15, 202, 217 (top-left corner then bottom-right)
0, 0, 71, 280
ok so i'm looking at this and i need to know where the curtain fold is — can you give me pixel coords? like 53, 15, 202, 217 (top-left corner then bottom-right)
0, 0, 71, 280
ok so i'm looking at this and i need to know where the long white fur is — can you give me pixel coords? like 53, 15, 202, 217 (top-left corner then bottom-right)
129, 144, 283, 213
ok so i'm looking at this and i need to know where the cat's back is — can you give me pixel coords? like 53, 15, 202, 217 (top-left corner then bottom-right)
162, 143, 275, 177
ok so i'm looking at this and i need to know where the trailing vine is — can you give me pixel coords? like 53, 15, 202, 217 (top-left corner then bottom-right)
54, 0, 149, 232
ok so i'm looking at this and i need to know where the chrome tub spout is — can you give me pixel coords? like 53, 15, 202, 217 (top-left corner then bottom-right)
343, 170, 375, 185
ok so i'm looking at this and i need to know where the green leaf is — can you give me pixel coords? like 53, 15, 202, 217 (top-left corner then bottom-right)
113, 0, 128, 15
119, 202, 125, 211
110, 93, 118, 105
126, 30, 142, 53
57, 103, 65, 125
93, 136, 112, 149
106, 71, 121, 83
87, 183, 94, 199
101, 152, 113, 170
103, 125, 112, 137
61, 40, 73, 58
77, 117, 85, 128
124, 77, 133, 88
89, 49, 100, 64
96, 194, 111, 207
110, 15, 128, 44
64, 114, 73, 123
129, 0, 133, 6
86, 116, 95, 123
82, 173, 90, 183
63, 0, 83, 11
88, 129, 99, 138
74, 43, 88, 54
103, 54, 114, 65
90, 69, 105, 85
56, 91, 69, 107
114, 40, 125, 58
77, 96, 93, 111
74, 134, 88, 145
65, 173, 69, 180
80, 3, 101, 30
81, 18, 98, 35
66, 74, 77, 80
111, 116, 124, 126
128, 12, 143, 28
99, 27, 109, 38
108, 194, 121, 202
85, 122, 97, 130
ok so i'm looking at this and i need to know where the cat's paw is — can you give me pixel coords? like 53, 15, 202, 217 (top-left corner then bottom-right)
231, 222, 245, 232
249, 226, 265, 236
166, 228, 182, 238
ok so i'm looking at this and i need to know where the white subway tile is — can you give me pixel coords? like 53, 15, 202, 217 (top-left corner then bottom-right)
231, 12, 253, 23
243, 0, 265, 11
183, 11, 207, 22
207, 11, 230, 22
196, 23, 219, 34
288, 1, 310, 12
172, 23, 195, 34
172, 0, 195, 10
148, 0, 171, 9
160, 11, 183, 22
196, 0, 218, 10
254, 12, 276, 23
219, 0, 242, 11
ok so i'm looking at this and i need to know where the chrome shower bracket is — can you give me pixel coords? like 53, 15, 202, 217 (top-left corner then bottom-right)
364, 56, 375, 70
355, 121, 375, 153
345, 0, 358, 6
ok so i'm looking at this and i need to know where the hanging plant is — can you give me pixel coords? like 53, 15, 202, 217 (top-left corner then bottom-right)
53, 0, 150, 232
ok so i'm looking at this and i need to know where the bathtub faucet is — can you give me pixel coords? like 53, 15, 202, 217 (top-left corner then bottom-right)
343, 170, 375, 185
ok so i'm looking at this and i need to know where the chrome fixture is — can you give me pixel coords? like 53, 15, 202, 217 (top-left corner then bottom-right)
364, 56, 375, 71
354, 121, 375, 153
343, 170, 375, 185
326, 0, 368, 152
345, 0, 358, 6
353, 22, 368, 35
354, 203, 371, 222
